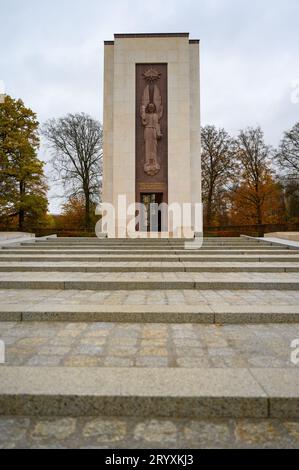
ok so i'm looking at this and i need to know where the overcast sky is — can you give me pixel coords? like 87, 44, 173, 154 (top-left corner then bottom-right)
1, 0, 299, 212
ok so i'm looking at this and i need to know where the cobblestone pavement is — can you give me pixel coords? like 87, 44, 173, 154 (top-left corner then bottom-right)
1, 321, 298, 368
1, 289, 299, 307
0, 416, 299, 448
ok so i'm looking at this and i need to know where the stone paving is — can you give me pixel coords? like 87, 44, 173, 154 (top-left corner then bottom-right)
1, 416, 299, 449
1, 321, 298, 368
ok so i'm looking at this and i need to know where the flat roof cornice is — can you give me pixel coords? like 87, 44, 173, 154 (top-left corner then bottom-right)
114, 33, 189, 38
104, 33, 200, 45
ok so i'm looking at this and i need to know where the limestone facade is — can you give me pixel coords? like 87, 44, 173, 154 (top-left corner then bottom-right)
103, 33, 201, 237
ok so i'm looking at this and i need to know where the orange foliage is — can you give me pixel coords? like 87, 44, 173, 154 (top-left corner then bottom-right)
56, 196, 88, 230
229, 175, 285, 225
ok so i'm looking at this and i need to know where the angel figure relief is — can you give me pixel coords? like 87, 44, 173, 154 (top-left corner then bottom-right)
140, 68, 163, 176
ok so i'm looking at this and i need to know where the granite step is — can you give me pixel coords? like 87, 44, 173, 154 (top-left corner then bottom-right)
1, 261, 299, 273
31, 237, 263, 243
0, 367, 298, 418
1, 249, 297, 256
1, 301, 299, 323
1, 271, 299, 290
3, 242, 292, 250
1, 254, 299, 263
19, 242, 278, 249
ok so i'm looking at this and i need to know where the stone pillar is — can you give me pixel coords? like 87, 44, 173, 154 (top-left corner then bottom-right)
103, 33, 201, 238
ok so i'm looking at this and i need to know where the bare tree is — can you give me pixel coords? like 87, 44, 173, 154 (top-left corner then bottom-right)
276, 122, 299, 178
281, 177, 299, 221
201, 125, 236, 226
235, 127, 274, 225
43, 113, 103, 230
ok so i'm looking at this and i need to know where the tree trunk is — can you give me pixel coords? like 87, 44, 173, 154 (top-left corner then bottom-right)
257, 203, 262, 226
256, 196, 263, 237
84, 192, 91, 231
19, 181, 25, 231
19, 210, 24, 231
206, 185, 214, 227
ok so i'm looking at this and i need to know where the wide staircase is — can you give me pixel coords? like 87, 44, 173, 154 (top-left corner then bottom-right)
0, 236, 299, 448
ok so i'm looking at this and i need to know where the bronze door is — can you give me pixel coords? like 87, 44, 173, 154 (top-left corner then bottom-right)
140, 193, 164, 232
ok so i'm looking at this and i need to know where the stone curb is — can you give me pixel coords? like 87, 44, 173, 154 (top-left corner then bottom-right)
2, 255, 299, 263
1, 278, 299, 291
0, 367, 266, 418
0, 367, 298, 418
1, 262, 299, 273
1, 304, 299, 324
2, 249, 298, 255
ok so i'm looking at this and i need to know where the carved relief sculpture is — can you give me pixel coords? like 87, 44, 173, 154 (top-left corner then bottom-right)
140, 68, 163, 176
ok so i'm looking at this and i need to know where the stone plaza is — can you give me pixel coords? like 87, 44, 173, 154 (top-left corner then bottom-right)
0, 235, 299, 448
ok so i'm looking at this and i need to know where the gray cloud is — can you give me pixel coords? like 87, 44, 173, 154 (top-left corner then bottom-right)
1, 0, 298, 211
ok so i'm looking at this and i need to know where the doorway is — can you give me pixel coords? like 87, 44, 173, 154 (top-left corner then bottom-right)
140, 193, 164, 232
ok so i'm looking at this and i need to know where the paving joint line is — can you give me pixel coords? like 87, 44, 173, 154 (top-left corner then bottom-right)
247, 368, 271, 417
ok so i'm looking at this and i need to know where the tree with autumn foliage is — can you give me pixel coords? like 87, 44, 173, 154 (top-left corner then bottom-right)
55, 195, 100, 232
0, 95, 48, 230
230, 127, 285, 225
229, 176, 285, 225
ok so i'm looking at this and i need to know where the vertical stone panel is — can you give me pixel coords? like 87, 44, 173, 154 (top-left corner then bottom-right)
189, 41, 201, 208
136, 64, 168, 204
103, 44, 114, 204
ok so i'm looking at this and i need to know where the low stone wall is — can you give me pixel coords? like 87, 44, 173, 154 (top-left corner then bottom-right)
265, 232, 299, 242
0, 232, 35, 241
205, 223, 299, 238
